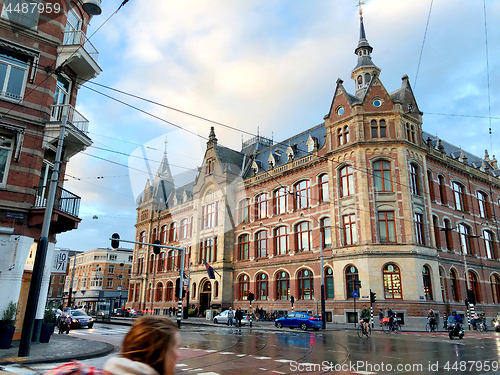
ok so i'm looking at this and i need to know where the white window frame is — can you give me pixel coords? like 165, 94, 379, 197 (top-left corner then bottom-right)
0, 131, 14, 187
0, 48, 30, 102
1, 0, 41, 30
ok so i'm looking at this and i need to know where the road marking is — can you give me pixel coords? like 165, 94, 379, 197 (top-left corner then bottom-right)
354, 372, 377, 375
196, 373, 220, 375
275, 359, 293, 363
236, 354, 246, 357
219, 352, 234, 355
204, 349, 217, 352
255, 356, 272, 360
176, 364, 188, 367
272, 371, 285, 374
259, 368, 267, 371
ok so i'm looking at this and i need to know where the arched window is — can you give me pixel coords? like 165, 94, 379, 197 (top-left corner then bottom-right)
477, 191, 489, 219
338, 126, 349, 146
192, 282, 196, 300
383, 264, 402, 299
371, 119, 387, 138
180, 219, 189, 239
275, 226, 288, 255
484, 230, 495, 259
257, 273, 268, 300
214, 281, 219, 298
276, 271, 290, 300
238, 234, 249, 260
256, 193, 268, 219
158, 252, 165, 272
156, 282, 163, 302
149, 254, 154, 273
346, 265, 359, 299
439, 267, 447, 302
319, 174, 329, 202
452, 182, 465, 212
296, 221, 311, 251
409, 163, 420, 195
427, 170, 435, 201
406, 123, 416, 143
295, 180, 310, 209
147, 283, 152, 302
167, 250, 175, 271
325, 267, 334, 299
239, 274, 249, 300
160, 226, 167, 244
491, 274, 500, 304
340, 166, 354, 197
298, 269, 314, 300
468, 271, 481, 303
374, 160, 392, 192
422, 265, 433, 300
320, 217, 331, 248
238, 199, 250, 223
166, 281, 173, 301
169, 222, 177, 242
274, 188, 287, 215
450, 269, 460, 302
438, 175, 446, 204
458, 223, 472, 255
152, 228, 157, 243
344, 126, 350, 143
139, 231, 147, 247
256, 231, 268, 258
444, 219, 453, 250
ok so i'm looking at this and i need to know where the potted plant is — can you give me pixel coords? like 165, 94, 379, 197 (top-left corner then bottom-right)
0, 301, 18, 349
40, 309, 56, 343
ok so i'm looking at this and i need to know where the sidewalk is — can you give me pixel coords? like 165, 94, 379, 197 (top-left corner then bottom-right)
0, 333, 115, 366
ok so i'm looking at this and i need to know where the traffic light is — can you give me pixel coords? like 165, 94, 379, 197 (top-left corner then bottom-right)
370, 290, 376, 304
152, 239, 161, 255
247, 292, 255, 302
111, 233, 120, 249
290, 295, 295, 305
175, 278, 186, 299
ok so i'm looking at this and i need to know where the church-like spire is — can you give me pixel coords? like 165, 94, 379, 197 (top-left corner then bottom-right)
207, 126, 218, 148
351, 2, 380, 96
156, 135, 173, 181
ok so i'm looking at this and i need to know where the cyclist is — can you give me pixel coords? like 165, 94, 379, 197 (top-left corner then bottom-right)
387, 307, 396, 330
428, 309, 437, 330
360, 305, 371, 333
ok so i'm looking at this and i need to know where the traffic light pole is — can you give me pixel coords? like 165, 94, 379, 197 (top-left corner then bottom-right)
320, 246, 326, 330
109, 236, 186, 328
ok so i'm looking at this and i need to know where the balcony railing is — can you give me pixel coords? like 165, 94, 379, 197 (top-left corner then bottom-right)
51, 104, 89, 134
62, 30, 99, 63
34, 185, 81, 218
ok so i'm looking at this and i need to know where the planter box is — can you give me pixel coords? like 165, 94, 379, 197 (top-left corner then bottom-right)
40, 323, 55, 343
0, 325, 15, 349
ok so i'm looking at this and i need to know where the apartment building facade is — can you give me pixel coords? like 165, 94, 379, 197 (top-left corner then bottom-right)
0, 0, 102, 336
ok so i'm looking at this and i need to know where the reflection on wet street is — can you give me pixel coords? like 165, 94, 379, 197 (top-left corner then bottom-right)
176, 326, 500, 374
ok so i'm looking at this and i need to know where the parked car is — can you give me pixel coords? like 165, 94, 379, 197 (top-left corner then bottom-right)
68, 310, 94, 329
114, 308, 129, 317
275, 312, 322, 331
213, 310, 250, 326
128, 309, 143, 317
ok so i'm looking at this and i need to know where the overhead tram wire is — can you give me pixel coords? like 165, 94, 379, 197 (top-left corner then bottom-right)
483, 0, 494, 156
414, 0, 433, 92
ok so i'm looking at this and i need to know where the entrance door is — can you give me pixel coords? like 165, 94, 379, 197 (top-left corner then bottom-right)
199, 281, 212, 315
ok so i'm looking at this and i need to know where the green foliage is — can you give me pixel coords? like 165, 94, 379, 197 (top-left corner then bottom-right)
2, 301, 18, 326
44, 309, 56, 323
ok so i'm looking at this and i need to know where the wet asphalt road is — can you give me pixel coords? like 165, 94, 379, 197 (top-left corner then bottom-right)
28, 323, 500, 374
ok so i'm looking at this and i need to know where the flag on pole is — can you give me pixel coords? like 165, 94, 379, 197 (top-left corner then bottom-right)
202, 259, 216, 279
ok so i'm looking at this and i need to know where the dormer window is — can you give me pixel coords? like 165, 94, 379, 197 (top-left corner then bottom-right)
206, 159, 215, 174
286, 145, 295, 161
306, 135, 317, 153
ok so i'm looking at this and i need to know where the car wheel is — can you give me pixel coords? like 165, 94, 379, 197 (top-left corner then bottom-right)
214, 319, 218, 324
276, 322, 283, 328
300, 323, 307, 331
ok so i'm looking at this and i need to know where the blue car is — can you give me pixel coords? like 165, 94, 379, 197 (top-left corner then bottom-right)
275, 312, 322, 331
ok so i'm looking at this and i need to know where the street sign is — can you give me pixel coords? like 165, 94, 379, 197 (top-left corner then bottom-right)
353, 291, 359, 298
117, 285, 122, 291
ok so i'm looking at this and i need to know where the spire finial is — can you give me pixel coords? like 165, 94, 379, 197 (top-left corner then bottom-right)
356, 1, 365, 17
164, 135, 168, 154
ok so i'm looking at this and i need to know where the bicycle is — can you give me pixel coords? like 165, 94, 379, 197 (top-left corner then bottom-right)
426, 318, 438, 333
477, 320, 487, 332
382, 316, 401, 334
357, 320, 371, 338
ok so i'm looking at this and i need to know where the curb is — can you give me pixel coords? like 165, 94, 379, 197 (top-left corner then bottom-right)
0, 341, 116, 366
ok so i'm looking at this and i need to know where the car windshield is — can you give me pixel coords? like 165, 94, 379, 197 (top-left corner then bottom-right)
72, 311, 87, 317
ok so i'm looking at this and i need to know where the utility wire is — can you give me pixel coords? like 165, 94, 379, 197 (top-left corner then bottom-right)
483, 0, 493, 156
414, 0, 433, 92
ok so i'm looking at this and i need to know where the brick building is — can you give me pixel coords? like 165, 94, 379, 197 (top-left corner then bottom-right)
0, 0, 101, 337
130, 13, 500, 326
64, 248, 133, 313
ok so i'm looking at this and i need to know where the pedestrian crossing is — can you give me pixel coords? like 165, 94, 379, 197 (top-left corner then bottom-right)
68, 326, 131, 337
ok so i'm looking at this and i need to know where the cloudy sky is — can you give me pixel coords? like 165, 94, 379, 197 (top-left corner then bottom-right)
55, 0, 500, 252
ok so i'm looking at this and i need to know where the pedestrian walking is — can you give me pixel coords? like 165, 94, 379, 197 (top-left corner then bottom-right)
227, 307, 234, 327
235, 308, 243, 327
